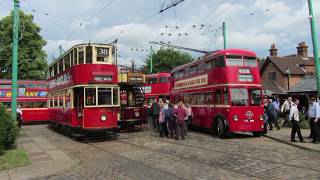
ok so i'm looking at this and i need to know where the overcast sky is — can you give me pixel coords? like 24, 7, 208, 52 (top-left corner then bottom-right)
1, 0, 319, 66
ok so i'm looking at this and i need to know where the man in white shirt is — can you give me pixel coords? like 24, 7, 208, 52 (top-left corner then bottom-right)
289, 99, 305, 143
16, 105, 23, 128
307, 97, 320, 144
281, 97, 293, 127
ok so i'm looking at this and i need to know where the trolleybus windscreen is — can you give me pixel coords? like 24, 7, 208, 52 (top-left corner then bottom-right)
249, 89, 262, 106
230, 88, 248, 106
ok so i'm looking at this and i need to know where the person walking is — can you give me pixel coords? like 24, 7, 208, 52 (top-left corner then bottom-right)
281, 97, 293, 127
165, 103, 176, 138
150, 100, 160, 130
272, 97, 280, 128
289, 99, 306, 143
159, 103, 168, 138
174, 102, 187, 140
267, 99, 280, 130
16, 105, 23, 128
307, 96, 320, 144
185, 103, 193, 132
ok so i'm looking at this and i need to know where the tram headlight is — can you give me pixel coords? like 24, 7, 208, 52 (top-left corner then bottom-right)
101, 115, 107, 121
260, 115, 264, 121
233, 115, 238, 121
135, 111, 140, 117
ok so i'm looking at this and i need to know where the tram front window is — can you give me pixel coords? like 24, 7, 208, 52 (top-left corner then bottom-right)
98, 88, 112, 105
85, 88, 96, 106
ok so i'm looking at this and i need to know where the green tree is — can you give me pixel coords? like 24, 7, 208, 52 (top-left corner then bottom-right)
0, 10, 47, 80
143, 48, 193, 73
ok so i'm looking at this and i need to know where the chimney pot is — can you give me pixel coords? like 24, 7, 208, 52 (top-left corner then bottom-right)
269, 44, 278, 56
297, 41, 308, 57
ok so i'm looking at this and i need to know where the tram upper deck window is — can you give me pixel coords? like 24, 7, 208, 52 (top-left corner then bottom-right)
96, 47, 109, 62
74, 48, 78, 64
198, 63, 205, 73
226, 55, 243, 66
79, 51, 84, 64
64, 54, 70, 69
214, 56, 225, 67
54, 63, 58, 75
244, 56, 257, 67
205, 60, 213, 70
86, 46, 92, 64
58, 59, 64, 73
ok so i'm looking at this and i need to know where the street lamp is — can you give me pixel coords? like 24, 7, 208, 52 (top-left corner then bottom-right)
286, 67, 291, 91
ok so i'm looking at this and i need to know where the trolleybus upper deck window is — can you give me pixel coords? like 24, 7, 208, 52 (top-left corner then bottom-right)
226, 55, 243, 66
147, 77, 157, 84
214, 56, 225, 67
159, 77, 168, 83
249, 89, 262, 106
230, 88, 248, 106
244, 56, 257, 67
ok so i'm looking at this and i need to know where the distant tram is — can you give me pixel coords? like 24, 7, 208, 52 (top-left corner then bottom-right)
0, 79, 49, 124
47, 43, 120, 136
171, 49, 265, 138
118, 69, 146, 129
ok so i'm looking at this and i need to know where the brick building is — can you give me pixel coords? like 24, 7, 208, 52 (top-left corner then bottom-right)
260, 42, 315, 95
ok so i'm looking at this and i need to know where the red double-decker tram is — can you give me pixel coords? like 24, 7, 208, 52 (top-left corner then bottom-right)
47, 43, 120, 136
0, 79, 49, 123
171, 49, 265, 138
118, 71, 146, 129
144, 72, 171, 104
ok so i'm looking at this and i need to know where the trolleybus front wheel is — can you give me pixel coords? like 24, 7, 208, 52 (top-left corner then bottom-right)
217, 118, 226, 138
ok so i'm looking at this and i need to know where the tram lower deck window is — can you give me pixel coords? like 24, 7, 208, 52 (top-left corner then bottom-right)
85, 88, 96, 106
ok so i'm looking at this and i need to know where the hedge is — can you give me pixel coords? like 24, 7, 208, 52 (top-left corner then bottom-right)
0, 103, 18, 155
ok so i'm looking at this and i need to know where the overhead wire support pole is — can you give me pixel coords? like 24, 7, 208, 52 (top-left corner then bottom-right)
222, 22, 227, 50
11, 0, 20, 120
150, 45, 153, 73
308, 0, 320, 95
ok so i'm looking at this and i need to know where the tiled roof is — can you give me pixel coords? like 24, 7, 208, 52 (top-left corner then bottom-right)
262, 81, 287, 94
267, 55, 314, 75
289, 77, 316, 93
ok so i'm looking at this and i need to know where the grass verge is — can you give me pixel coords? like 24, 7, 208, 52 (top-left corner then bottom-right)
0, 149, 31, 171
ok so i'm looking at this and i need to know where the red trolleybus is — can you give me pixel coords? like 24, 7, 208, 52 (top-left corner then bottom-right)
47, 43, 120, 136
144, 72, 171, 105
171, 49, 265, 138
0, 79, 49, 123
118, 70, 146, 129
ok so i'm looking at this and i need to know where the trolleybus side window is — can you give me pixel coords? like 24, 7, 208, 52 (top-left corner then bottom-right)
249, 88, 262, 106
178, 70, 184, 79
204, 93, 212, 104
214, 56, 225, 67
147, 77, 157, 84
226, 55, 243, 66
85, 88, 96, 106
189, 65, 197, 76
159, 77, 168, 83
244, 56, 257, 67
223, 87, 229, 105
196, 94, 204, 104
198, 63, 205, 73
86, 46, 92, 64
205, 60, 213, 71
230, 88, 248, 106
214, 90, 222, 104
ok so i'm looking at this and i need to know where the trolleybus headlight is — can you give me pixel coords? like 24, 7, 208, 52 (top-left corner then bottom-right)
260, 115, 264, 121
233, 115, 238, 121
135, 111, 140, 117
101, 115, 107, 121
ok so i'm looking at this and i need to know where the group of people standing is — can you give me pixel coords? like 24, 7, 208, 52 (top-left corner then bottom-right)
149, 100, 193, 140
264, 96, 320, 144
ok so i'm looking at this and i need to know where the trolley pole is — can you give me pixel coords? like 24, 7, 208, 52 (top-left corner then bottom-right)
150, 45, 153, 73
222, 22, 227, 50
308, 0, 320, 95
11, 0, 20, 120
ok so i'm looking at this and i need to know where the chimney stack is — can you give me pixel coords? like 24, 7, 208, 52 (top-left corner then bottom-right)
269, 44, 278, 56
297, 42, 308, 57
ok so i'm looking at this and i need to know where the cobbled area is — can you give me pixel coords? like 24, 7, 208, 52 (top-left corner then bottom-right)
24, 125, 320, 180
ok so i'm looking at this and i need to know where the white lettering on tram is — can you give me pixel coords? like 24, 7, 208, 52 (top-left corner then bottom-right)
174, 74, 208, 90
49, 73, 71, 88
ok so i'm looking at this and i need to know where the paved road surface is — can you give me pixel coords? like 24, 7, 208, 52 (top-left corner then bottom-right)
22, 125, 320, 180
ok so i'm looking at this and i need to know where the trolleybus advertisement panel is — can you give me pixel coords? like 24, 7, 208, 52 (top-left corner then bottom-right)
174, 74, 208, 90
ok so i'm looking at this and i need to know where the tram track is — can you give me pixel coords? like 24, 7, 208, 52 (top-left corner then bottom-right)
114, 136, 320, 174
84, 141, 188, 180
